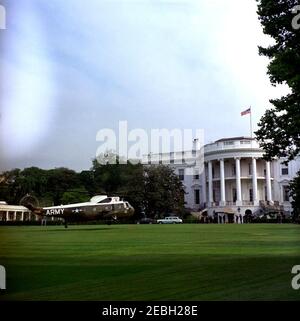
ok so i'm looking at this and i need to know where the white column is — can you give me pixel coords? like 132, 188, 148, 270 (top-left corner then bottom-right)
266, 161, 273, 203
6, 211, 9, 221
208, 161, 213, 205
21, 212, 24, 221
252, 158, 259, 205
14, 211, 17, 221
219, 159, 226, 206
235, 158, 242, 206
201, 165, 207, 207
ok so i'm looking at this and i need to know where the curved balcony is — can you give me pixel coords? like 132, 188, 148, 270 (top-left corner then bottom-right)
204, 137, 262, 155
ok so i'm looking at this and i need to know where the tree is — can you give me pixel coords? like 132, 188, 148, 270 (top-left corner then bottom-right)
0, 168, 21, 203
91, 157, 122, 194
255, 0, 300, 219
116, 163, 145, 218
255, 0, 300, 160
61, 188, 90, 204
79, 170, 96, 196
18, 167, 48, 197
46, 168, 80, 205
289, 173, 300, 222
143, 165, 185, 218
91, 157, 185, 219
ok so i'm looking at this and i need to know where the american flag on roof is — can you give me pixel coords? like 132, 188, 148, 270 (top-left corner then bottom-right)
241, 107, 251, 116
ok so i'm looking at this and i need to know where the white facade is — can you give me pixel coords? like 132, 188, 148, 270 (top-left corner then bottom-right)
144, 137, 300, 220
0, 202, 36, 221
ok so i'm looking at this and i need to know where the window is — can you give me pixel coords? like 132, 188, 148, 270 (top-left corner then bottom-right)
283, 186, 290, 202
192, 150, 196, 157
113, 204, 123, 210
224, 141, 234, 145
170, 152, 174, 162
194, 170, 199, 180
248, 163, 252, 175
99, 197, 112, 203
194, 190, 200, 205
182, 151, 185, 164
281, 167, 289, 175
178, 169, 184, 181
212, 166, 215, 178
249, 189, 253, 202
232, 164, 236, 176
232, 188, 237, 202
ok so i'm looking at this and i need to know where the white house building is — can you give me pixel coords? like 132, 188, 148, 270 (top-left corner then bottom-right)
0, 201, 36, 222
143, 136, 300, 222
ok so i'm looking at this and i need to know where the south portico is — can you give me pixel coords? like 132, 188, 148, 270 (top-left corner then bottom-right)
204, 157, 274, 218
204, 157, 274, 215
200, 137, 277, 220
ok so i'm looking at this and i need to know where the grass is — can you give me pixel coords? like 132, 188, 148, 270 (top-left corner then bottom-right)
0, 224, 299, 301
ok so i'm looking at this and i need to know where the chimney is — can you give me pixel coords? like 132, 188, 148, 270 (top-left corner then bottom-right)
193, 138, 200, 151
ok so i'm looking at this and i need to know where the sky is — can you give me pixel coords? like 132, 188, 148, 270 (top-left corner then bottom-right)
0, 0, 288, 172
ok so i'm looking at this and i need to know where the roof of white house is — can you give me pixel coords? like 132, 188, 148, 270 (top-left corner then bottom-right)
0, 204, 30, 211
214, 136, 255, 144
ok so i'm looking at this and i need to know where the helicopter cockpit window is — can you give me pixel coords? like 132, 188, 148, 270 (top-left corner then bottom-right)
113, 204, 124, 210
98, 198, 111, 203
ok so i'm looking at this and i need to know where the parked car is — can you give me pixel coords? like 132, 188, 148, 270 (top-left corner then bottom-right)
137, 217, 156, 224
157, 216, 183, 224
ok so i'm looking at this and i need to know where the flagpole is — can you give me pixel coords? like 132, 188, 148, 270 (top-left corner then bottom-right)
250, 107, 253, 139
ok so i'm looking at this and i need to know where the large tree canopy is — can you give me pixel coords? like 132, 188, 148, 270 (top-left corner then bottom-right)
255, 0, 300, 161
256, 0, 300, 220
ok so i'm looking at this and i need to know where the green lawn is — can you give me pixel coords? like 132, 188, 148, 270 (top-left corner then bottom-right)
0, 224, 299, 301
